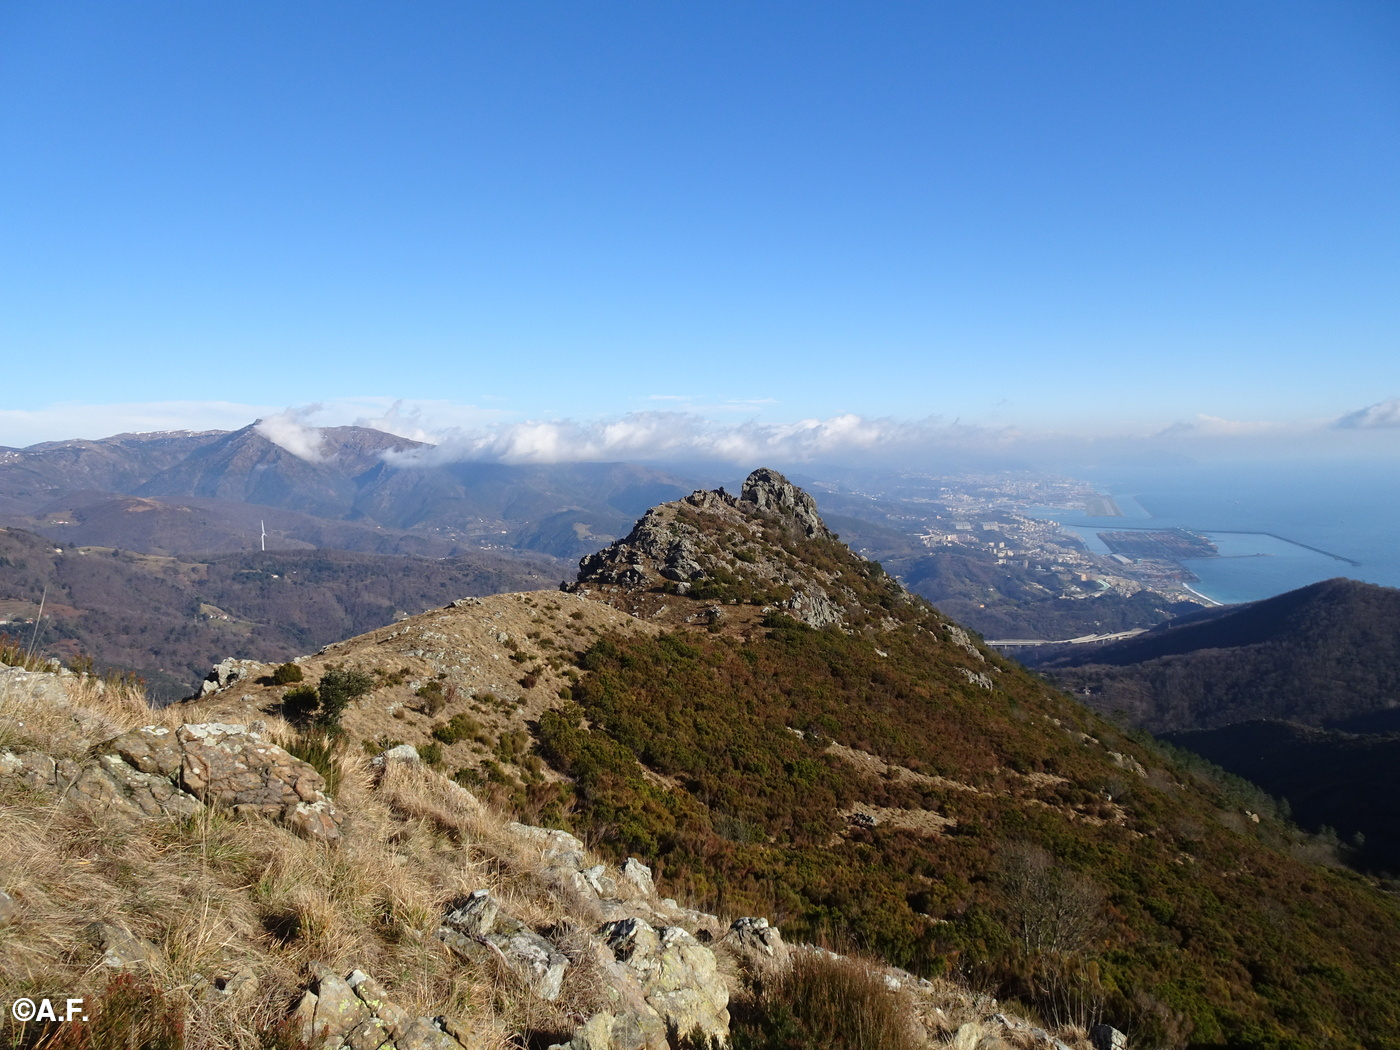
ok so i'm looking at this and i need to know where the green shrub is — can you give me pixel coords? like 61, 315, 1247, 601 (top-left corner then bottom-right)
432, 713, 483, 745
316, 668, 374, 729
270, 662, 303, 685
415, 680, 447, 715
282, 684, 320, 723
418, 742, 443, 767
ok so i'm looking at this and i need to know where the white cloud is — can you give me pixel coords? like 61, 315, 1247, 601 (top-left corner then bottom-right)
1336, 397, 1400, 429
254, 405, 328, 462
381, 411, 1023, 467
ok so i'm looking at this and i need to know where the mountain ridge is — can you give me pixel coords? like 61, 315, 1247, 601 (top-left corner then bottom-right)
166, 469, 1400, 1048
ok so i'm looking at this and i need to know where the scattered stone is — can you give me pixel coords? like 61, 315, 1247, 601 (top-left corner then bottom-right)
620, 858, 655, 898
85, 921, 160, 971
212, 966, 259, 1000
0, 889, 18, 925
1091, 1025, 1128, 1050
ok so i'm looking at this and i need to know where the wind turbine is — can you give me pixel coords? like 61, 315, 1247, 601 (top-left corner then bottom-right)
260, 520, 266, 552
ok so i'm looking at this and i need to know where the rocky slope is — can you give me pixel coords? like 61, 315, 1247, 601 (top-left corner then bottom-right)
0, 660, 1067, 1050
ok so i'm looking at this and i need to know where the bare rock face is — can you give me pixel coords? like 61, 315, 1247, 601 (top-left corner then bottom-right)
740, 467, 833, 541
1, 722, 344, 841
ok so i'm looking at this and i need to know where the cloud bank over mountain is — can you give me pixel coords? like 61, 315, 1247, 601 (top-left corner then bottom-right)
4, 397, 1398, 466
254, 406, 327, 462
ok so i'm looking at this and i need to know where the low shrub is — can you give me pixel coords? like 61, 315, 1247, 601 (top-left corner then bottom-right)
46, 973, 184, 1050
432, 713, 483, 745
731, 952, 917, 1050
282, 684, 320, 723
270, 662, 303, 685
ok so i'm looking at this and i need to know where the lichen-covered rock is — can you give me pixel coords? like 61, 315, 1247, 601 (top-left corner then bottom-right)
620, 858, 655, 898
436, 891, 569, 1001
4, 723, 343, 840
547, 1010, 669, 1050
598, 918, 729, 1044
68, 753, 204, 819
723, 916, 789, 974
171, 723, 344, 840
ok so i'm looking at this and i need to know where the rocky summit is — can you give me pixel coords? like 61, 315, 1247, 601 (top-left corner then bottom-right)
3, 471, 1400, 1049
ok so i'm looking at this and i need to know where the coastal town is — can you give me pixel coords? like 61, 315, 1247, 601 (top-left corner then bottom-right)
827, 470, 1219, 614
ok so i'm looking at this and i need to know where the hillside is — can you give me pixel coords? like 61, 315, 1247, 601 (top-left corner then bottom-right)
159, 471, 1400, 1048
0, 426, 696, 561
0, 527, 563, 700
1030, 578, 1400, 731
1161, 720, 1400, 875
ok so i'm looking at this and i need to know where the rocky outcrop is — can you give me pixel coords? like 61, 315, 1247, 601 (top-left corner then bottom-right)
596, 918, 729, 1043
569, 469, 859, 629
0, 722, 344, 841
740, 467, 833, 541
722, 916, 789, 975
198, 657, 270, 697
435, 890, 570, 1001
292, 965, 474, 1050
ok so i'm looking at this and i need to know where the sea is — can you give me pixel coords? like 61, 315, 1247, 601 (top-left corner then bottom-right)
1025, 460, 1400, 606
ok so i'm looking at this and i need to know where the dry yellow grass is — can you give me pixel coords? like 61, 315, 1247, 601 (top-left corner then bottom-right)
0, 673, 618, 1049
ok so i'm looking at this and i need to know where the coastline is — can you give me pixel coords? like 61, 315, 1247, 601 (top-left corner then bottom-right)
1182, 583, 1225, 607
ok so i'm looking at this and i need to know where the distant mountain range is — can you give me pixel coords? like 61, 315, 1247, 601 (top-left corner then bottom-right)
0, 424, 695, 559
1031, 577, 1400, 731
1031, 577, 1400, 873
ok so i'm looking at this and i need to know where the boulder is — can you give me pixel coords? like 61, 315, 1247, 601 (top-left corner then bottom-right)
172, 723, 345, 840
199, 657, 268, 697
620, 858, 655, 898
723, 916, 789, 973
1091, 1025, 1128, 1050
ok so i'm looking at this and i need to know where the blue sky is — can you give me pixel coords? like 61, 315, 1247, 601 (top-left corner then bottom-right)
2, 1, 1398, 460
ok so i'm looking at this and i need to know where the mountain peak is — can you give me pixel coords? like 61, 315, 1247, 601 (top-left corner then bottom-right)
739, 467, 833, 540
567, 467, 903, 630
